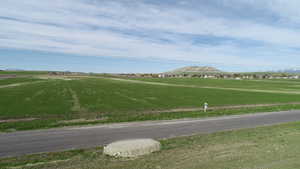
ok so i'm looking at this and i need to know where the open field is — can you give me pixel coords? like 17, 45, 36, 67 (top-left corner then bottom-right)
133, 77, 300, 91
0, 77, 43, 86
2, 75, 300, 131
2, 121, 300, 169
0, 71, 48, 75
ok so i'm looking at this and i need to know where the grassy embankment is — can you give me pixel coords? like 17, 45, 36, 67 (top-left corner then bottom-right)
1, 77, 300, 131
2, 121, 300, 169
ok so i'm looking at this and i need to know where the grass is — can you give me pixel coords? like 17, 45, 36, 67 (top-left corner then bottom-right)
67, 78, 300, 112
2, 76, 300, 131
133, 77, 300, 91
2, 104, 300, 132
0, 77, 42, 86
2, 121, 300, 169
0, 80, 73, 119
0, 71, 48, 75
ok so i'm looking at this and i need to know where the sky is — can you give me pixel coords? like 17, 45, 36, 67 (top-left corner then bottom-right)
1, 0, 300, 73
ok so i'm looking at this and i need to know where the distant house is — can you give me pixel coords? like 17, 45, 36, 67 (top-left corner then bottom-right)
158, 74, 165, 78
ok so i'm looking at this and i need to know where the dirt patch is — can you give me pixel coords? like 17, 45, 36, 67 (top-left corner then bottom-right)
0, 75, 17, 79
36, 75, 73, 80
0, 118, 38, 123
57, 118, 108, 124
8, 159, 71, 169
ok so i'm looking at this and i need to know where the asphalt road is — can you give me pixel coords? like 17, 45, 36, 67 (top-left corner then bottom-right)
1, 110, 300, 158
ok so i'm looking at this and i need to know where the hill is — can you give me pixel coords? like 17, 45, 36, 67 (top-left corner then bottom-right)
166, 66, 223, 75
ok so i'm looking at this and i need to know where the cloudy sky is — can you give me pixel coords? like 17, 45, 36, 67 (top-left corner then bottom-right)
1, 0, 300, 73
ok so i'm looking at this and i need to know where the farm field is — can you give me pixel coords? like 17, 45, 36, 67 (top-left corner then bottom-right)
133, 77, 300, 91
2, 121, 300, 169
2, 75, 300, 131
0, 71, 48, 75
0, 77, 43, 86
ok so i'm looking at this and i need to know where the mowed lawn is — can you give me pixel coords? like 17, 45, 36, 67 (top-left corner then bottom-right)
1, 77, 300, 131
2, 122, 300, 169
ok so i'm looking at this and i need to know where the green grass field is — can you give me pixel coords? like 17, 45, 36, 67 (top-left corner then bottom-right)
2, 121, 300, 169
0, 77, 43, 86
2, 76, 300, 131
0, 71, 48, 75
134, 77, 300, 91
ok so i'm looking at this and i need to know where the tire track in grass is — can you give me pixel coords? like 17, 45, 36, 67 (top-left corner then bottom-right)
0, 118, 38, 123
114, 91, 150, 104
69, 88, 84, 112
0, 81, 46, 89
107, 78, 300, 95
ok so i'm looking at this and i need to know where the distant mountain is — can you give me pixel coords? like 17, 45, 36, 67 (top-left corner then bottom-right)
166, 66, 223, 75
4, 68, 25, 71
277, 69, 300, 74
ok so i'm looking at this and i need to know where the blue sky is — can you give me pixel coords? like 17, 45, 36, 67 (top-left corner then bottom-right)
1, 0, 300, 73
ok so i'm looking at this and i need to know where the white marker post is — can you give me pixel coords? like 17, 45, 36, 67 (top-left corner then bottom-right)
204, 102, 208, 112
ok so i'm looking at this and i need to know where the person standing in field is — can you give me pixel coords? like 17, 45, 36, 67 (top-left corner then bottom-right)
204, 102, 208, 112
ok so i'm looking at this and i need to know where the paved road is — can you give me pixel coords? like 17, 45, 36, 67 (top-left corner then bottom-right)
1, 110, 300, 158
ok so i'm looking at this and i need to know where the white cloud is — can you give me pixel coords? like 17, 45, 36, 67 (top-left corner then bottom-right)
1, 0, 300, 70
